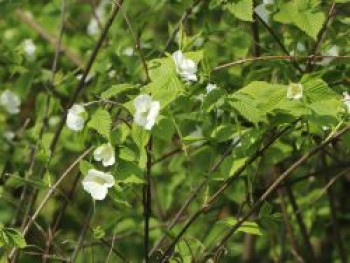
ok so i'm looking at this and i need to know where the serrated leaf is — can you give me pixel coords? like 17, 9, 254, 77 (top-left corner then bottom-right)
87, 109, 112, 139
220, 217, 263, 235
273, 0, 325, 40
79, 160, 95, 176
115, 160, 143, 181
202, 89, 225, 112
101, 84, 137, 99
229, 93, 264, 124
227, 0, 253, 22
302, 78, 337, 102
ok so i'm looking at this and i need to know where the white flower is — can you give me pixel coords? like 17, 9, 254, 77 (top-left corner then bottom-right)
87, 0, 107, 35
94, 143, 115, 167
66, 104, 86, 131
263, 0, 274, 4
122, 47, 134, 56
87, 19, 99, 36
172, 50, 198, 82
133, 95, 160, 130
4, 131, 15, 141
82, 169, 115, 200
0, 90, 21, 114
206, 83, 217, 94
343, 92, 350, 112
23, 39, 36, 58
287, 83, 303, 100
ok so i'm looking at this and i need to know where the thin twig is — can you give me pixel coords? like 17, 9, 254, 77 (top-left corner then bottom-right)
321, 153, 348, 263
213, 55, 350, 71
306, 1, 336, 72
206, 125, 350, 260
255, 12, 304, 73
112, 0, 150, 81
285, 183, 316, 262
144, 137, 153, 262
15, 9, 83, 67
49, 0, 125, 153
70, 206, 93, 262
149, 139, 240, 257
158, 122, 296, 261
251, 0, 261, 57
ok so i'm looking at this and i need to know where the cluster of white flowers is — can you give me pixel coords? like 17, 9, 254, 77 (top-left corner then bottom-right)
0, 90, 21, 114
133, 94, 160, 130
172, 50, 198, 82
287, 83, 303, 100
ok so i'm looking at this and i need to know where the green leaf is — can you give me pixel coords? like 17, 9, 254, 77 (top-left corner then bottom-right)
79, 160, 95, 176
302, 78, 337, 103
101, 84, 137, 99
226, 0, 253, 22
220, 217, 263, 235
229, 93, 264, 124
144, 74, 184, 109
273, 0, 325, 40
0, 228, 27, 248
87, 109, 112, 139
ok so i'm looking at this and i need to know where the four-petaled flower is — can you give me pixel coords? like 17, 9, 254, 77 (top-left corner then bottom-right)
82, 169, 115, 200
343, 92, 350, 112
0, 90, 21, 114
172, 50, 198, 82
206, 83, 217, 94
133, 94, 160, 130
287, 83, 303, 100
66, 104, 87, 131
94, 143, 116, 167
23, 39, 36, 58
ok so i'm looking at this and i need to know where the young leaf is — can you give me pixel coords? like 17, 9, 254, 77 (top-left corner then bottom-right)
87, 109, 112, 139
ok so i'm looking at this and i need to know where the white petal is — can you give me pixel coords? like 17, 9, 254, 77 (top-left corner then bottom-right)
287, 83, 303, 100
172, 50, 184, 69
134, 111, 148, 128
134, 94, 152, 113
102, 154, 115, 167
206, 84, 217, 94
93, 145, 105, 161
0, 90, 21, 114
66, 104, 86, 131
83, 182, 108, 200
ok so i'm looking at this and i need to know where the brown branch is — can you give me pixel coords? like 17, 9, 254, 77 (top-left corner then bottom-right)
285, 183, 316, 262
272, 166, 304, 263
144, 137, 153, 262
306, 1, 337, 72
206, 125, 350, 260
15, 9, 83, 68
149, 139, 240, 257
158, 122, 296, 262
213, 55, 350, 71
254, 12, 304, 73
50, 0, 125, 153
321, 153, 348, 263
251, 0, 261, 57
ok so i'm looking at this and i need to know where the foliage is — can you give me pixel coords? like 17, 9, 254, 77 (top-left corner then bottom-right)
0, 0, 349, 262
